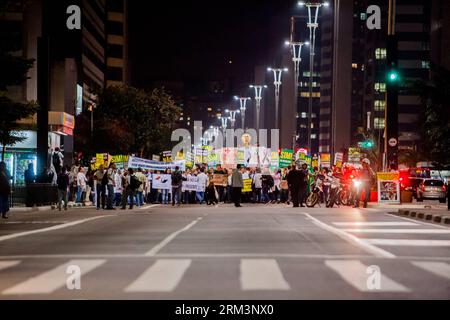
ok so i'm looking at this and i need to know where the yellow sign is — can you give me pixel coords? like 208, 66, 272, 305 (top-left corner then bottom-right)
242, 179, 252, 192
377, 172, 399, 181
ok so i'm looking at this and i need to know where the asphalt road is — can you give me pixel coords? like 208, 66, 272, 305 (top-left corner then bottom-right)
0, 203, 449, 300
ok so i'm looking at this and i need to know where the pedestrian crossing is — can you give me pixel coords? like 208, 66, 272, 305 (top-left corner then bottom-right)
331, 220, 450, 248
0, 257, 448, 296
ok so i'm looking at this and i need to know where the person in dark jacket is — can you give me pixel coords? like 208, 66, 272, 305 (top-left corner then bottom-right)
231, 165, 244, 207
0, 162, 11, 219
57, 167, 70, 211
287, 165, 306, 208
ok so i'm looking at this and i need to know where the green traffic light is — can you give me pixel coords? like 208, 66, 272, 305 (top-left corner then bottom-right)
388, 71, 398, 81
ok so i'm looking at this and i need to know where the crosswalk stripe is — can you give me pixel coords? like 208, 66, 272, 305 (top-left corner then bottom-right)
240, 259, 290, 291
325, 260, 410, 292
333, 222, 418, 227
411, 261, 450, 280
2, 259, 105, 295
365, 239, 450, 247
125, 259, 191, 292
0, 261, 21, 271
342, 229, 450, 234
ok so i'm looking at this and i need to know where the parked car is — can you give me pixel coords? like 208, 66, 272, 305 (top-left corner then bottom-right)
416, 179, 446, 203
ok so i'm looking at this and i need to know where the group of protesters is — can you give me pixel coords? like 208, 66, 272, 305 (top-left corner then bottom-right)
55, 160, 351, 210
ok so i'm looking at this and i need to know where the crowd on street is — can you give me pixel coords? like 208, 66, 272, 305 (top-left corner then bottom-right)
45, 158, 377, 211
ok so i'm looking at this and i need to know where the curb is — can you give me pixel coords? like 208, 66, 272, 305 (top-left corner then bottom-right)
397, 209, 450, 225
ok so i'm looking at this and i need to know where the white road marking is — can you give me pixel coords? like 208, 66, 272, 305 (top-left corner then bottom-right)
325, 260, 410, 292
145, 216, 205, 256
0, 261, 21, 271
125, 259, 191, 292
138, 204, 160, 210
1, 221, 70, 224
240, 259, 290, 291
302, 213, 396, 259
333, 222, 418, 227
365, 239, 450, 247
342, 228, 450, 234
386, 213, 450, 229
411, 261, 450, 280
2, 259, 105, 295
0, 216, 112, 242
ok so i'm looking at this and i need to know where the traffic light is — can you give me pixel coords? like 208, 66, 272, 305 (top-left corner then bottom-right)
387, 69, 399, 82
358, 140, 375, 149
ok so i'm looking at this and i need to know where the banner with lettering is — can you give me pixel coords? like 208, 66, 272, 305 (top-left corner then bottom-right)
279, 149, 294, 168
127, 156, 185, 171
152, 174, 172, 190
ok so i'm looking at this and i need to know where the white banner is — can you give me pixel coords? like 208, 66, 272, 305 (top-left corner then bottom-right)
152, 174, 172, 190
127, 156, 185, 171
182, 176, 202, 192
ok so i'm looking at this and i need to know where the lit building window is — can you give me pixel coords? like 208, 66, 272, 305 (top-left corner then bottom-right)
375, 48, 387, 60
352, 63, 358, 69
421, 61, 430, 69
374, 100, 386, 111
301, 112, 307, 118
300, 124, 307, 129
311, 134, 317, 139
360, 13, 366, 20
300, 92, 321, 98
375, 82, 386, 93
207, 107, 212, 111
374, 118, 385, 129
179, 117, 184, 121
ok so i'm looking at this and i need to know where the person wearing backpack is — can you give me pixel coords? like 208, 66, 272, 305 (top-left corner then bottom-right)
171, 166, 183, 206
94, 165, 106, 210
52, 147, 64, 174
122, 168, 140, 210
57, 167, 70, 211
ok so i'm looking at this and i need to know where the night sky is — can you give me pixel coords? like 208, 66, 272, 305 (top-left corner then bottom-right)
129, 0, 294, 90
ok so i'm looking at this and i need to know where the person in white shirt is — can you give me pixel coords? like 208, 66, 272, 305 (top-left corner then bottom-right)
76, 167, 87, 203
271, 169, 282, 203
196, 168, 208, 204
114, 169, 123, 207
252, 168, 263, 203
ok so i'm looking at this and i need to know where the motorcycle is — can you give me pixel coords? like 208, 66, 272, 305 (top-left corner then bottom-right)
306, 177, 324, 208
326, 177, 342, 208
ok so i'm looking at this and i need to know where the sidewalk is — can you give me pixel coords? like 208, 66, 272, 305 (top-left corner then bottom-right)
9, 202, 96, 213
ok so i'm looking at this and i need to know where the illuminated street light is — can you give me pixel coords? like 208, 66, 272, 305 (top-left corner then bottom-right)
298, 0, 329, 151
219, 115, 229, 132
267, 67, 288, 129
234, 96, 251, 130
225, 108, 240, 129
285, 40, 309, 92
249, 84, 268, 132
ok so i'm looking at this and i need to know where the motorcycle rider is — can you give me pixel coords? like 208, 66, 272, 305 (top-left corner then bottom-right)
354, 158, 375, 208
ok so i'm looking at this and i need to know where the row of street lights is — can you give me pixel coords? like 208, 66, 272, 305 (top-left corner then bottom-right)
211, 1, 329, 151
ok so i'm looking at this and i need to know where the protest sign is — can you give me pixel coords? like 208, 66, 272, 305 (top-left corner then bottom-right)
242, 179, 252, 193
279, 149, 294, 168
377, 172, 400, 204
152, 174, 172, 190
211, 174, 228, 186
128, 156, 185, 171
320, 153, 331, 168
334, 152, 343, 168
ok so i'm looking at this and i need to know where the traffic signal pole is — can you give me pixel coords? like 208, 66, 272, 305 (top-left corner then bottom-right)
385, 0, 399, 171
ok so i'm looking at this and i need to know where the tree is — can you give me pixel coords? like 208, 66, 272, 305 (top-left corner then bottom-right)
0, 97, 38, 161
0, 0, 38, 161
415, 64, 450, 168
75, 86, 181, 158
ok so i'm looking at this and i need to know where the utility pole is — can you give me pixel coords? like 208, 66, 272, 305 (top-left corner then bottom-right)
385, 0, 399, 171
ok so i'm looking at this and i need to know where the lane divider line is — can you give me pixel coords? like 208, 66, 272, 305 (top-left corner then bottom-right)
145, 216, 206, 256
0, 216, 113, 243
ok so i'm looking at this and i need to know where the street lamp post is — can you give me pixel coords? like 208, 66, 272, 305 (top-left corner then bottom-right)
249, 84, 267, 132
234, 96, 251, 130
285, 40, 309, 91
220, 116, 229, 133
226, 109, 240, 129
298, 1, 329, 152
267, 67, 288, 130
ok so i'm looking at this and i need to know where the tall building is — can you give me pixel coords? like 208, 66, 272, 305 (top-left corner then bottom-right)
106, 0, 129, 87
318, 0, 432, 166
0, 0, 128, 183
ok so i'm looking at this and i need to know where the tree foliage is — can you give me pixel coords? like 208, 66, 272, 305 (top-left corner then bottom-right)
75, 86, 181, 158
416, 64, 450, 168
0, 1, 38, 161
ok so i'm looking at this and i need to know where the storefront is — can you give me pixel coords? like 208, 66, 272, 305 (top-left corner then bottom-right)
0, 130, 37, 186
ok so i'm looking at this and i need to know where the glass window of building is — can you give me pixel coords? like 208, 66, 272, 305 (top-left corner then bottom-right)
375, 48, 387, 60
374, 118, 385, 129
374, 100, 386, 111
